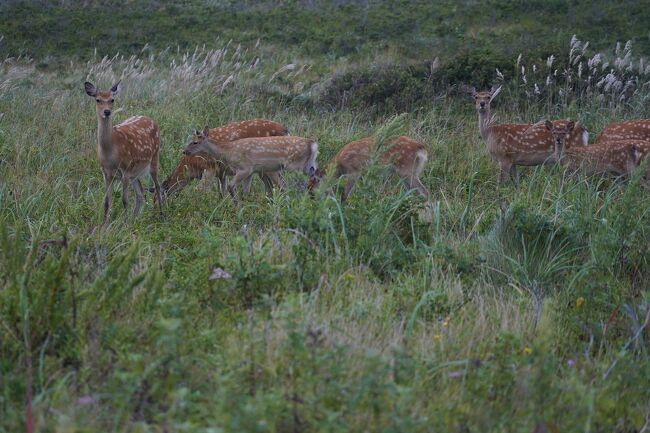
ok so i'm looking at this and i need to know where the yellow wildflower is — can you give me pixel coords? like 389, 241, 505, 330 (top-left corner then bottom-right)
523, 347, 533, 355
576, 297, 585, 308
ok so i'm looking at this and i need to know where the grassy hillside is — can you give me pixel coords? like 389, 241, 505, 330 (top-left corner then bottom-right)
1, 2, 650, 432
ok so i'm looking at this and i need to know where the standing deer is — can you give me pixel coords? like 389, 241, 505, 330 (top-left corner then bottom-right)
594, 119, 650, 144
548, 121, 649, 177
85, 80, 163, 225
182, 126, 318, 202
468, 86, 588, 183
158, 119, 289, 199
307, 135, 429, 202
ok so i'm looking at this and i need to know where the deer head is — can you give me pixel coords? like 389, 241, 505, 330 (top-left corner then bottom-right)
183, 126, 211, 156
546, 120, 575, 163
85, 80, 121, 119
467, 85, 502, 114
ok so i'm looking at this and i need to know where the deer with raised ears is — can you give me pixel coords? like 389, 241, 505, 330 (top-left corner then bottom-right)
467, 85, 588, 183
548, 121, 650, 177
157, 119, 289, 199
307, 135, 429, 203
85, 80, 163, 226
594, 119, 650, 145
182, 126, 318, 202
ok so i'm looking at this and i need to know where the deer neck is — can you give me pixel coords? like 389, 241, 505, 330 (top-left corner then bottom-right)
97, 116, 115, 155
203, 137, 233, 160
478, 108, 491, 141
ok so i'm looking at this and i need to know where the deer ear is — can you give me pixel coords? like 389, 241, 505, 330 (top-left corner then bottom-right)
202, 126, 210, 137
490, 85, 502, 99
84, 81, 97, 97
110, 80, 121, 96
566, 121, 575, 131
545, 120, 553, 131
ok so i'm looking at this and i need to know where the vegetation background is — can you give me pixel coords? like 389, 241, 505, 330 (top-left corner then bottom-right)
1, 0, 650, 431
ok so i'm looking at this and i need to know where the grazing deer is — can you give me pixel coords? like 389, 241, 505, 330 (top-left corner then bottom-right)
158, 119, 289, 199
468, 86, 588, 183
307, 135, 429, 202
548, 121, 649, 177
84, 80, 163, 225
594, 119, 650, 145
182, 126, 318, 202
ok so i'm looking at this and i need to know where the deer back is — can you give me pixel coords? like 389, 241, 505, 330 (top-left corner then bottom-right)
565, 139, 650, 175
211, 119, 289, 142
221, 136, 317, 173
487, 120, 585, 165
331, 136, 426, 177
595, 120, 650, 144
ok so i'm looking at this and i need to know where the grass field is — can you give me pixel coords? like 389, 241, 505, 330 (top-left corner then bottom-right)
1, 1, 650, 432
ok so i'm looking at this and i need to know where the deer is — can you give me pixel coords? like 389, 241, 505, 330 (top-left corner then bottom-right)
182, 126, 318, 202
84, 80, 163, 226
157, 119, 289, 199
594, 119, 650, 145
548, 120, 650, 177
307, 135, 429, 203
467, 86, 588, 183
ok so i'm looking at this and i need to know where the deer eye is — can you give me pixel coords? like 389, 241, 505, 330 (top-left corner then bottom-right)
96, 99, 100, 103
110, 99, 114, 103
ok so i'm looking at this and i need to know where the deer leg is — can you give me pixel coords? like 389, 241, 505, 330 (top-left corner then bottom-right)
216, 170, 227, 196
267, 171, 286, 191
121, 176, 130, 215
259, 172, 278, 196
102, 169, 116, 227
150, 171, 164, 217
509, 165, 519, 184
404, 175, 430, 200
132, 179, 145, 217
341, 176, 357, 203
498, 160, 512, 185
228, 170, 253, 203
242, 174, 255, 194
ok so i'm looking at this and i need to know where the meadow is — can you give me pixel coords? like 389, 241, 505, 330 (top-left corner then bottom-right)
1, 1, 650, 432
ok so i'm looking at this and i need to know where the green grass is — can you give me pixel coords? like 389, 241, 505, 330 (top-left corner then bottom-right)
2, 3, 650, 432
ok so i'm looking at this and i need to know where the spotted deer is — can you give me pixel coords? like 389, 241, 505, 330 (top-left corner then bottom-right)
183, 126, 318, 202
307, 135, 429, 202
84, 81, 162, 225
468, 86, 588, 183
158, 119, 289, 199
549, 121, 649, 177
594, 119, 650, 145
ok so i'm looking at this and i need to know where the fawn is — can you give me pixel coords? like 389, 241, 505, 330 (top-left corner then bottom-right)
549, 121, 649, 177
158, 119, 288, 199
85, 80, 162, 225
468, 86, 588, 183
182, 126, 318, 201
307, 135, 429, 202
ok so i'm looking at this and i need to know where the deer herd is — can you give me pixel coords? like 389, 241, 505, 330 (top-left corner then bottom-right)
85, 81, 650, 225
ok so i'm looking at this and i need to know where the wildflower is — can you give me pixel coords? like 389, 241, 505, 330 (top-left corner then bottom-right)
433, 334, 442, 341
523, 347, 533, 355
576, 297, 585, 308
442, 316, 450, 327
